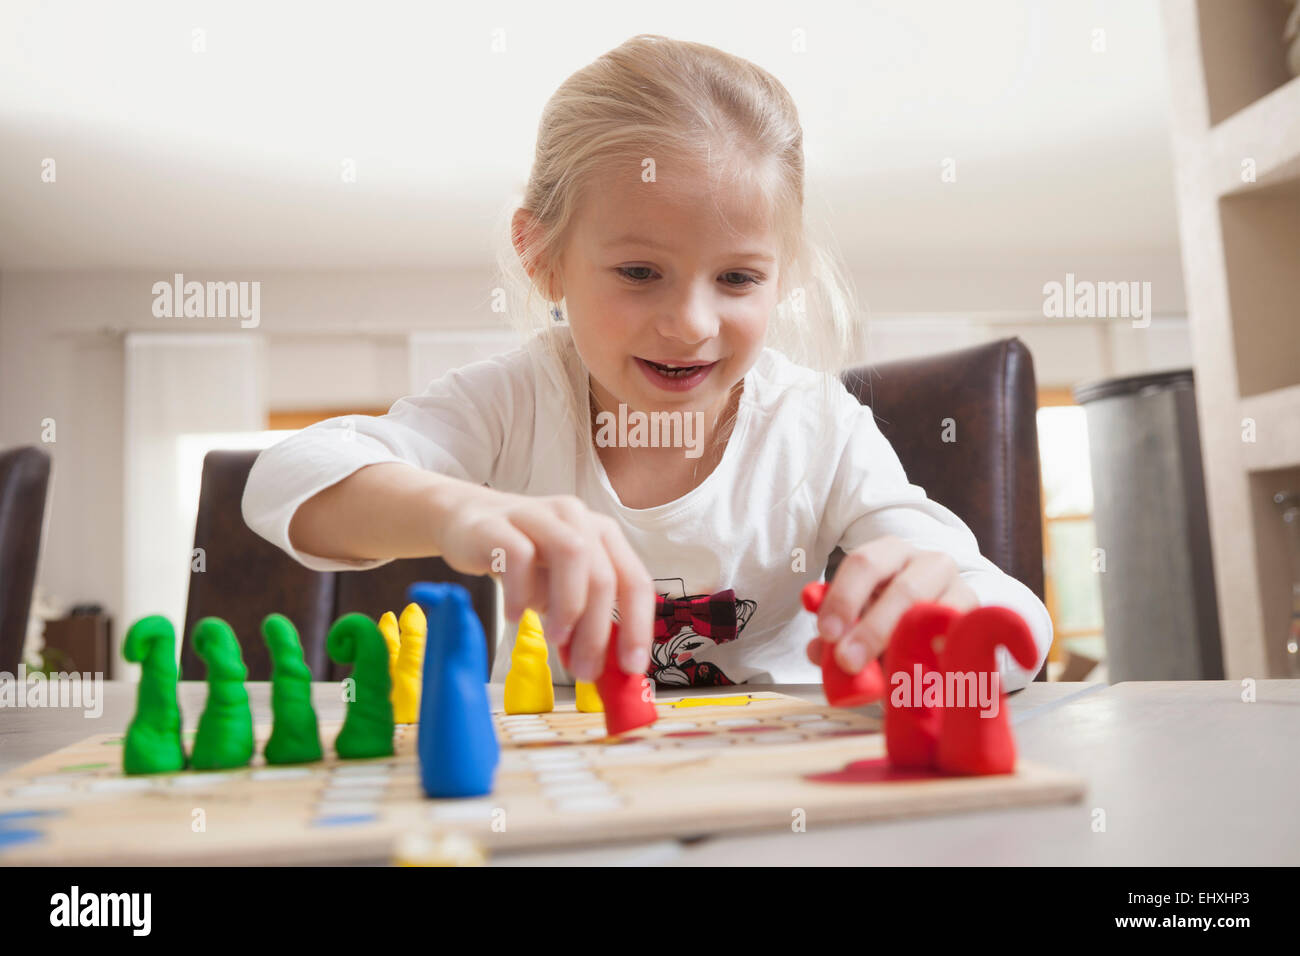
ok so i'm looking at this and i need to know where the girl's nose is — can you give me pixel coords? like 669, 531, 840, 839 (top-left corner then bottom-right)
656, 284, 720, 343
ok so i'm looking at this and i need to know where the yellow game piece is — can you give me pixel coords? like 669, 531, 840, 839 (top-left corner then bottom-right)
504, 609, 554, 714
392, 603, 426, 725
378, 610, 401, 686
575, 680, 604, 713
393, 831, 486, 867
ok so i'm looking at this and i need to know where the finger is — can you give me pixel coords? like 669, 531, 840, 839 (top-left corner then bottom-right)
596, 517, 654, 675
818, 537, 912, 644
490, 520, 539, 624
510, 508, 588, 652
539, 498, 616, 683
567, 527, 617, 682
936, 580, 980, 614
516, 564, 551, 633
504, 537, 551, 628
806, 636, 824, 666
837, 551, 954, 673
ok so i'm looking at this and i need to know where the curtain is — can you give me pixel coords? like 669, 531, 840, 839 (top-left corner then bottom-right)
123, 333, 265, 640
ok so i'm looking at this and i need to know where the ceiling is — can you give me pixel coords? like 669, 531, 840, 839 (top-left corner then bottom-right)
0, 0, 1181, 271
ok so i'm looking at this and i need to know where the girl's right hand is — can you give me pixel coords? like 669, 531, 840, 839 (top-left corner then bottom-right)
432, 484, 654, 682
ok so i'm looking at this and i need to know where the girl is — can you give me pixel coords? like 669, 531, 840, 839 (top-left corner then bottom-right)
242, 35, 1051, 691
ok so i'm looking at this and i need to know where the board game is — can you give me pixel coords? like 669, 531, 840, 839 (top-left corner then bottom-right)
0, 691, 1085, 865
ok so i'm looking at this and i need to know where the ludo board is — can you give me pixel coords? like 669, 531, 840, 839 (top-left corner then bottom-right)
0, 692, 1085, 864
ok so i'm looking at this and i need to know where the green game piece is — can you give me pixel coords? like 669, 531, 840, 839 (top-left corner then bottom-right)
121, 616, 186, 775
327, 613, 394, 759
189, 617, 254, 771
261, 614, 323, 765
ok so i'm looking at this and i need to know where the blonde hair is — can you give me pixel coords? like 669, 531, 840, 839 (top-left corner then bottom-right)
492, 34, 867, 478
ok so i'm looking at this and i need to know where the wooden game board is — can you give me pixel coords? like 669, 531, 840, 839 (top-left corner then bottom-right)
0, 692, 1085, 864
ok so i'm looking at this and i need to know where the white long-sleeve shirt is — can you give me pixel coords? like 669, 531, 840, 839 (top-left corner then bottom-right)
242, 325, 1052, 691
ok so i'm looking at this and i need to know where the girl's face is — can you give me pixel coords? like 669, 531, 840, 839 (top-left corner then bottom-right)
557, 163, 781, 423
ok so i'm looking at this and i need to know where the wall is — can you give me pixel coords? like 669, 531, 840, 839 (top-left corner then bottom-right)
0, 269, 503, 636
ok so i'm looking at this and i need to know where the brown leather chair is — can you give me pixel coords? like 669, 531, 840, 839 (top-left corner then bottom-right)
0, 446, 52, 673
182, 450, 498, 680
830, 338, 1047, 680
333, 559, 499, 680
183, 451, 338, 681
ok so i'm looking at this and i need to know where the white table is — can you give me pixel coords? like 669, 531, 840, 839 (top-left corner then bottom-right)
665, 680, 1300, 866
4, 679, 1294, 864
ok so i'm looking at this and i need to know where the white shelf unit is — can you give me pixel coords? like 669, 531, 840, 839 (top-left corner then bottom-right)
1161, 0, 1300, 677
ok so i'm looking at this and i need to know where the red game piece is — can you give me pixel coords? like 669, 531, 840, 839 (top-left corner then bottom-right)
559, 622, 657, 736
594, 622, 657, 735
800, 581, 827, 612
881, 602, 961, 769
820, 644, 885, 707
934, 606, 1038, 776
801, 581, 885, 707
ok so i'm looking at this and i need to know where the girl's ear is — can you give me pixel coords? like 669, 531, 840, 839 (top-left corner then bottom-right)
510, 207, 537, 262
511, 207, 564, 302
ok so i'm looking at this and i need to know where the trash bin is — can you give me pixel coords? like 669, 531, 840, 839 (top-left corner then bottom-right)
1073, 369, 1223, 681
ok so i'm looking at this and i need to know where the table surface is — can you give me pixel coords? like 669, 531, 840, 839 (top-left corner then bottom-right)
2, 679, 1295, 865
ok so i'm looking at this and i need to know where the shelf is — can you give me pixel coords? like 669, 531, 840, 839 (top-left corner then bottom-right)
1247, 465, 1300, 675
1198, 0, 1297, 126
1240, 385, 1300, 471
1212, 73, 1300, 196
1217, 176, 1300, 398
1162, 0, 1300, 677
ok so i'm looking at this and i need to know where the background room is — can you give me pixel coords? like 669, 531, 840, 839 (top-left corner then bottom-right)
2, 0, 1297, 690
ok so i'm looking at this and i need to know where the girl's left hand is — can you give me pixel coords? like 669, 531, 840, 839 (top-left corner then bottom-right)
805, 535, 979, 674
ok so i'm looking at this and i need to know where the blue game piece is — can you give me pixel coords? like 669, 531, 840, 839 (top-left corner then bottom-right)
408, 582, 500, 798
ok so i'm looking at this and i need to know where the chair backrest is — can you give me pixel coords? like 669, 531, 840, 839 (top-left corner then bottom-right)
182, 450, 498, 680
834, 339, 1046, 676
182, 451, 337, 680
333, 559, 498, 680
0, 446, 52, 672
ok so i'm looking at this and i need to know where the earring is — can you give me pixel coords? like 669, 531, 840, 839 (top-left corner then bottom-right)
550, 303, 564, 323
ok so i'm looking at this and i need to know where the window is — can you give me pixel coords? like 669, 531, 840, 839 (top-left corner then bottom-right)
267, 409, 390, 430
1037, 390, 1106, 679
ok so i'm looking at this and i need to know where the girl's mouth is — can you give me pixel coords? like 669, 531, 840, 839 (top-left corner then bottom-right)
635, 357, 718, 391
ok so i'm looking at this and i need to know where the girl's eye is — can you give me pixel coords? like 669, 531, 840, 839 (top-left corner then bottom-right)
617, 267, 762, 286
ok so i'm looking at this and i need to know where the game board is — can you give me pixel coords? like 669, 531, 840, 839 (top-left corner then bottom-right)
0, 691, 1085, 865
